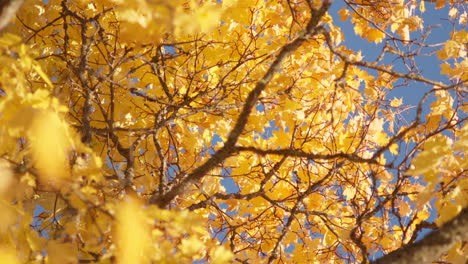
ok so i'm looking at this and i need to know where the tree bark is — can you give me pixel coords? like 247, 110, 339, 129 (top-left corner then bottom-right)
372, 208, 468, 264
0, 0, 24, 31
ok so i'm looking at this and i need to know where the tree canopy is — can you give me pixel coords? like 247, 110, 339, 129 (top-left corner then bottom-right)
0, 0, 467, 263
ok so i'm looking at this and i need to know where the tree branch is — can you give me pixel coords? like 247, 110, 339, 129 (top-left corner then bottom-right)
0, 0, 23, 31
234, 146, 376, 164
372, 208, 468, 264
150, 0, 332, 208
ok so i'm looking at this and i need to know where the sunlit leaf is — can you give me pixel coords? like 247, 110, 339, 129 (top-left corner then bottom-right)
29, 110, 70, 186
115, 198, 150, 264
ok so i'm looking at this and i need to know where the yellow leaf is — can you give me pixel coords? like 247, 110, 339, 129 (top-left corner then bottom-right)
338, 227, 351, 242
400, 24, 410, 43
449, 7, 458, 18
195, 4, 223, 33
0, 33, 21, 46
437, 40, 463, 59
338, 8, 349, 21
398, 200, 411, 216
390, 97, 403, 107
0, 248, 18, 264
354, 23, 363, 36
272, 129, 291, 148
416, 205, 431, 221
0, 202, 17, 232
408, 135, 451, 181
419, 0, 425, 12
415, 184, 435, 209
367, 28, 385, 43
343, 186, 356, 200
390, 22, 398, 34
284, 98, 303, 111
175, 2, 224, 35
210, 246, 234, 264
0, 160, 13, 195
435, 0, 446, 9
179, 236, 204, 257
116, 198, 150, 264
47, 241, 77, 264
32, 63, 53, 88
440, 63, 454, 76
29, 110, 70, 186
367, 118, 385, 144
460, 11, 467, 24
389, 143, 399, 155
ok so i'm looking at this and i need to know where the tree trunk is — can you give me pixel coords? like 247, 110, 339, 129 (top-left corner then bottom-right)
0, 0, 24, 31
373, 208, 468, 264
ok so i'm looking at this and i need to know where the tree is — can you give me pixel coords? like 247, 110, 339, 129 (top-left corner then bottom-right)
0, 0, 466, 263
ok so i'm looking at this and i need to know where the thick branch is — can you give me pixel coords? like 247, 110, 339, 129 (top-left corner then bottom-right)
0, 0, 23, 31
319, 28, 465, 91
372, 208, 468, 264
151, 0, 332, 208
235, 146, 376, 164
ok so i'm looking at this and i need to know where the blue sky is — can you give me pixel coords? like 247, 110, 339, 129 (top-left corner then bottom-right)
215, 1, 463, 261
325, 1, 462, 260
329, 1, 463, 112
27, 1, 464, 262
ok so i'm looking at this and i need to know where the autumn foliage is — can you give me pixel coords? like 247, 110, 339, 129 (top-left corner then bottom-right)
0, 0, 467, 263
